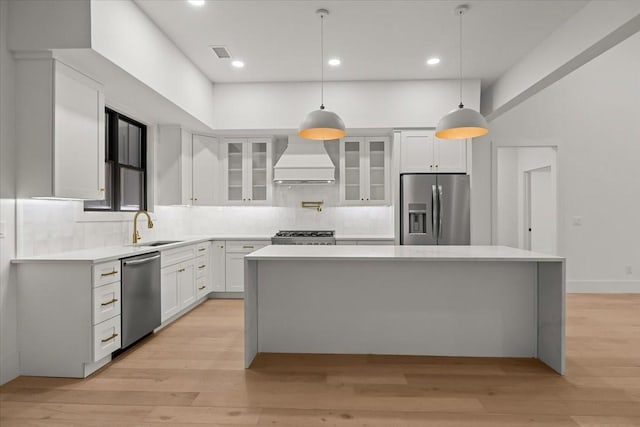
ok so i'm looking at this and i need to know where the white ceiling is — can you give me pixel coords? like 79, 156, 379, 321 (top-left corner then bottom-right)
134, 0, 587, 88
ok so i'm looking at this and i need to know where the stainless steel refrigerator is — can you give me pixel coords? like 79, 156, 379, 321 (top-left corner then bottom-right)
400, 174, 470, 245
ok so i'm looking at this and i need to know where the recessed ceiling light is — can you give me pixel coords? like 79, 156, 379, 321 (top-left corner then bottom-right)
328, 58, 341, 66
427, 57, 441, 65
231, 60, 245, 68
187, 0, 205, 6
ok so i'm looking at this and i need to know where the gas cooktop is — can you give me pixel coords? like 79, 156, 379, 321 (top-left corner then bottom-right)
271, 230, 336, 245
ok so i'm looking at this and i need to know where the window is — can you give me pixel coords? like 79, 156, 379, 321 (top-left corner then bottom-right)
85, 109, 147, 212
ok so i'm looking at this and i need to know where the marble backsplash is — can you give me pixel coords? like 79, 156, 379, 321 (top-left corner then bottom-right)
17, 199, 394, 257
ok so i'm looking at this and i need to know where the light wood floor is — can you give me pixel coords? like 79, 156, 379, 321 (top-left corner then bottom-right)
1, 294, 639, 426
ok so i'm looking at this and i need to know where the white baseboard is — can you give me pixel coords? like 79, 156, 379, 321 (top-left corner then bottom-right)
0, 350, 20, 385
567, 280, 640, 293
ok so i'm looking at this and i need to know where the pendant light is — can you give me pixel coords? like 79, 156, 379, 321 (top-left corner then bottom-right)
299, 8, 346, 140
435, 5, 488, 140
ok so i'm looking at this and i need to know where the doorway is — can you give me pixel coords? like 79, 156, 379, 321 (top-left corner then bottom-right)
494, 146, 557, 254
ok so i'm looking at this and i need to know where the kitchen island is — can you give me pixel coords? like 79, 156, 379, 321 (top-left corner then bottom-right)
244, 245, 565, 374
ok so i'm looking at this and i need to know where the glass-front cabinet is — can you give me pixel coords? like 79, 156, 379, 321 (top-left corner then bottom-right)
339, 136, 390, 205
222, 138, 272, 205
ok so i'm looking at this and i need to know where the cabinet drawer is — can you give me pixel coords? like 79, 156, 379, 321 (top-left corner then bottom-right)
225, 240, 269, 253
93, 260, 121, 287
196, 241, 210, 256
93, 315, 121, 362
196, 277, 209, 299
93, 281, 121, 325
195, 255, 208, 279
161, 245, 196, 267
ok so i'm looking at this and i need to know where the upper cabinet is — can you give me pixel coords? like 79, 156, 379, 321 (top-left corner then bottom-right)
400, 130, 468, 174
192, 134, 219, 205
222, 138, 272, 205
157, 128, 219, 206
339, 136, 390, 205
16, 57, 105, 199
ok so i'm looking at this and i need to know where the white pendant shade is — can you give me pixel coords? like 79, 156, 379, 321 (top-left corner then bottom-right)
435, 106, 489, 140
435, 5, 489, 141
299, 8, 346, 141
298, 108, 346, 140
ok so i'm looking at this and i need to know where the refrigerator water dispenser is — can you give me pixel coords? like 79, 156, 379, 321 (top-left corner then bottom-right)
408, 203, 427, 234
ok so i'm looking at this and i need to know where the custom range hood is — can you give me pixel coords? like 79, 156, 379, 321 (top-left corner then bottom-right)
273, 136, 335, 184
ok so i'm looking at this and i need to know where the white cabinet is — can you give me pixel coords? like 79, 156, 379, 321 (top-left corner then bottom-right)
223, 240, 270, 293
400, 130, 467, 173
192, 135, 219, 205
16, 260, 123, 378
225, 253, 246, 292
339, 136, 390, 205
222, 138, 272, 205
16, 57, 105, 199
160, 265, 181, 321
195, 241, 211, 299
160, 244, 205, 323
211, 241, 226, 292
158, 129, 220, 206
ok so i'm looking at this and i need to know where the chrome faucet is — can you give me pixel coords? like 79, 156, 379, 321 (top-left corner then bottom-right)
132, 210, 154, 244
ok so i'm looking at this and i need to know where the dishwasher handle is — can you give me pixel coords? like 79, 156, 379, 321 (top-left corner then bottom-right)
122, 254, 160, 266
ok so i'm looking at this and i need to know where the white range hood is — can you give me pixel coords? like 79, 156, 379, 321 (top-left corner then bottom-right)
273, 136, 335, 184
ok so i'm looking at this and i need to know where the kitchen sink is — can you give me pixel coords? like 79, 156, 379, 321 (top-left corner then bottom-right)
141, 240, 183, 247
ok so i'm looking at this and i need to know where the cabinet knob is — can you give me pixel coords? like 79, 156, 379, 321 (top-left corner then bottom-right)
430, 165, 433, 168
361, 198, 364, 201
435, 165, 439, 168
99, 188, 105, 192
220, 246, 224, 249
248, 198, 252, 201
366, 198, 369, 201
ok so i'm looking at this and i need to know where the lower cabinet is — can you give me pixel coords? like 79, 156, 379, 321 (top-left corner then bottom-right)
223, 240, 270, 293
16, 259, 123, 378
160, 243, 208, 323
211, 240, 226, 292
225, 253, 246, 292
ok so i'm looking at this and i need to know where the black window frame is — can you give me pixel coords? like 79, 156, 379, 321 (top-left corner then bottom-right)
84, 108, 148, 212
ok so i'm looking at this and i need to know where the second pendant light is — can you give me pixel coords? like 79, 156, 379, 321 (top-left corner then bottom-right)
435, 5, 488, 140
298, 8, 346, 141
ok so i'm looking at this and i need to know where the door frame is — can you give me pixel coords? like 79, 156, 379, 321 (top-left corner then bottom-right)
523, 165, 552, 251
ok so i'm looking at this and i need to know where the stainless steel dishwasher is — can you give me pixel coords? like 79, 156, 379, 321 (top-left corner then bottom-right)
121, 252, 161, 348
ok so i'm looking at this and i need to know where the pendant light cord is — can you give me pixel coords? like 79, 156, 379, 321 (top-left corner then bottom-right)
458, 8, 464, 109
320, 13, 325, 110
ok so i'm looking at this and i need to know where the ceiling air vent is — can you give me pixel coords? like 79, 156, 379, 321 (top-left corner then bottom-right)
210, 46, 231, 59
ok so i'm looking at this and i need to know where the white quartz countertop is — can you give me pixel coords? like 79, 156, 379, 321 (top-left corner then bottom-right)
11, 235, 272, 264
246, 245, 564, 262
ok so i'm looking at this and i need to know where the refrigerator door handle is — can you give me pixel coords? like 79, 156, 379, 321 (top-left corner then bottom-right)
438, 185, 443, 238
431, 184, 438, 238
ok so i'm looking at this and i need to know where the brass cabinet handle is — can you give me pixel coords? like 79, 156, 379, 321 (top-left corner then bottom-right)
100, 269, 118, 277
242, 245, 254, 249
198, 265, 206, 269
101, 333, 118, 343
435, 165, 439, 168
178, 268, 186, 272
198, 285, 206, 290
100, 298, 118, 306
99, 188, 105, 192
220, 246, 224, 249
198, 248, 206, 252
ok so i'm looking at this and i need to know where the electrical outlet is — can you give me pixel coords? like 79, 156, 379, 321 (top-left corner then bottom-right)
626, 265, 633, 275
572, 216, 582, 226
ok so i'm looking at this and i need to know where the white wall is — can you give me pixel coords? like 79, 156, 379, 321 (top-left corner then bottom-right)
211, 80, 480, 130
90, 0, 216, 130
482, 1, 640, 118
496, 149, 519, 248
474, 31, 640, 292
0, 0, 19, 384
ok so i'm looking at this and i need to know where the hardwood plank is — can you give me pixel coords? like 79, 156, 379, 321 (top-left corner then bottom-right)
1, 295, 639, 426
